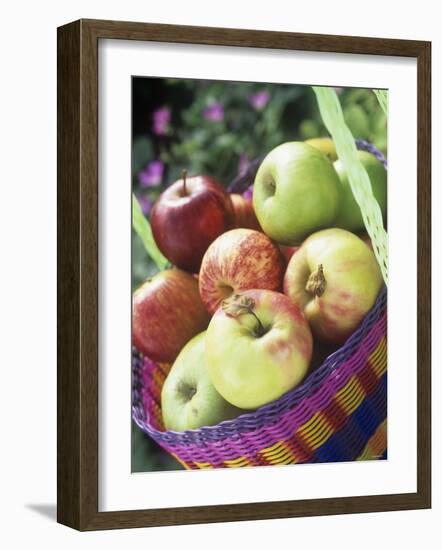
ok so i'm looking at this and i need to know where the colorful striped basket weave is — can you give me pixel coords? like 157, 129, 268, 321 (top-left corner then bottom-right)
132, 287, 387, 469
132, 139, 388, 469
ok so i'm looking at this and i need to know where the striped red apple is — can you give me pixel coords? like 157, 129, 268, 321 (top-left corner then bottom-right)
230, 193, 261, 231
199, 228, 284, 315
132, 269, 210, 363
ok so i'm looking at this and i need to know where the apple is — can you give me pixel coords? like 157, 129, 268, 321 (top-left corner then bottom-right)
279, 244, 299, 265
333, 150, 387, 232
132, 269, 210, 363
205, 289, 313, 409
283, 228, 383, 344
151, 171, 234, 273
253, 142, 341, 245
199, 228, 284, 314
161, 332, 243, 431
358, 232, 373, 251
230, 193, 261, 231
305, 137, 337, 161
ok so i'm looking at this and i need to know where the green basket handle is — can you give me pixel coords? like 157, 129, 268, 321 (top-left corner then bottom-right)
313, 87, 388, 285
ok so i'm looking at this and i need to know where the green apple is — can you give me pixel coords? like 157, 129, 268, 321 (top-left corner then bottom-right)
305, 137, 337, 161
333, 150, 387, 232
205, 289, 313, 409
253, 142, 341, 245
298, 119, 320, 140
283, 228, 383, 344
161, 332, 243, 431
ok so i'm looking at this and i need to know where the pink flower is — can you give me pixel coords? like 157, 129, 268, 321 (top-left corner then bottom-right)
242, 185, 253, 201
249, 90, 270, 111
152, 107, 171, 136
203, 101, 224, 122
138, 160, 164, 188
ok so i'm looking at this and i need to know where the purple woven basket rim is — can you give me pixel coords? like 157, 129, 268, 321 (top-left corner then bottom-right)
132, 139, 388, 445
132, 287, 387, 444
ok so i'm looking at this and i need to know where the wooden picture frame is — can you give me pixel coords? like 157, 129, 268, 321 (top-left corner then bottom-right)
57, 18, 431, 531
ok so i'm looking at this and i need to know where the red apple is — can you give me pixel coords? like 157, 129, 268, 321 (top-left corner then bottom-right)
151, 171, 235, 273
230, 193, 261, 231
199, 228, 285, 315
279, 244, 299, 265
132, 269, 210, 363
283, 228, 383, 344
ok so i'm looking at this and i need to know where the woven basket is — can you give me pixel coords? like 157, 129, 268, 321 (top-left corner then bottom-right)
132, 140, 388, 469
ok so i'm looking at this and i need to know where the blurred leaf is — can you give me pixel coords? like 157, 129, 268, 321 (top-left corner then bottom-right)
132, 194, 168, 270
132, 231, 160, 290
374, 89, 388, 116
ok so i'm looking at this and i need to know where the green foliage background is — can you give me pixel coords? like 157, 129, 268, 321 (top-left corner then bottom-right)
131, 78, 387, 472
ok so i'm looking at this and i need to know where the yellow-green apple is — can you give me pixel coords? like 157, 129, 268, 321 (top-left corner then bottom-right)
283, 228, 383, 344
358, 232, 373, 251
161, 332, 243, 431
230, 193, 261, 231
333, 150, 387, 232
205, 290, 313, 409
305, 137, 337, 161
253, 142, 341, 245
132, 269, 210, 363
151, 171, 234, 273
199, 228, 284, 314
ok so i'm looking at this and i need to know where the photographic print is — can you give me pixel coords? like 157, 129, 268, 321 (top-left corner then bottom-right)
131, 78, 388, 473
57, 20, 431, 529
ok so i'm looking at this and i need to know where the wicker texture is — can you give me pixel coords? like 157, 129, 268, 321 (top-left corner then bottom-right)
132, 288, 387, 469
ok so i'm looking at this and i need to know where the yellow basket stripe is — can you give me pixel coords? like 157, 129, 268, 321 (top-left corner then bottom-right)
259, 441, 298, 465
297, 412, 334, 450
193, 460, 213, 469
223, 456, 251, 468
369, 337, 387, 378
307, 421, 335, 450
335, 376, 366, 416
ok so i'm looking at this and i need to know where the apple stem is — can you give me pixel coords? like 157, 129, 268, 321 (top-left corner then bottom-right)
249, 311, 266, 337
305, 264, 327, 297
222, 294, 266, 337
182, 169, 187, 196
